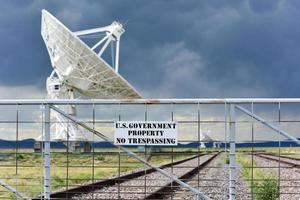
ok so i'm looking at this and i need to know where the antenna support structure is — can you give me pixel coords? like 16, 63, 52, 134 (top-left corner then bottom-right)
74, 21, 124, 73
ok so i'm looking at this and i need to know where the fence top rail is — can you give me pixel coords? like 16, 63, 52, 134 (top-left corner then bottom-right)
1, 98, 300, 105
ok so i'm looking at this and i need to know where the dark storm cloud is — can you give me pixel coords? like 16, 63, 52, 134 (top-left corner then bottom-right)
249, 0, 280, 13
0, 0, 299, 98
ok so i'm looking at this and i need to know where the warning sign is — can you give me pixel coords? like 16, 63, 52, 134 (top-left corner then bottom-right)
114, 121, 178, 146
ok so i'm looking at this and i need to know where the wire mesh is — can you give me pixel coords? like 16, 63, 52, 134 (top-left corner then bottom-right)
0, 100, 298, 200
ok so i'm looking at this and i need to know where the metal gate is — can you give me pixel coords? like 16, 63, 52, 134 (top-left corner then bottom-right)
0, 99, 299, 200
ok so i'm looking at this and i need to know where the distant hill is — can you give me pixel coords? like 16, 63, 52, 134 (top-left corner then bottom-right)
0, 138, 298, 149
0, 139, 115, 149
177, 140, 299, 148
0, 139, 65, 148
0, 139, 35, 148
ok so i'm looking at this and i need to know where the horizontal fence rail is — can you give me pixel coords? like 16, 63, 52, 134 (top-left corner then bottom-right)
1, 98, 300, 104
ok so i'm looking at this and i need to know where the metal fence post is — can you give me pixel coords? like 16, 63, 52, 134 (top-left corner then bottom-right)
43, 104, 51, 199
229, 104, 236, 200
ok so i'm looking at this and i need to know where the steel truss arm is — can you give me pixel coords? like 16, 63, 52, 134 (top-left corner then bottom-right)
98, 37, 113, 57
74, 26, 111, 36
91, 35, 109, 50
115, 39, 120, 72
74, 21, 124, 72
49, 105, 211, 200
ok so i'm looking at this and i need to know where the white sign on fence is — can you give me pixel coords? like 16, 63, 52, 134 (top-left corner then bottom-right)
114, 121, 178, 146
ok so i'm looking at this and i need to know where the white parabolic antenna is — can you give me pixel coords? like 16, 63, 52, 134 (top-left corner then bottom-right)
40, 10, 142, 142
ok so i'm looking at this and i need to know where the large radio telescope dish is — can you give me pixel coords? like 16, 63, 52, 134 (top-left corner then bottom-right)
41, 9, 142, 99
40, 10, 142, 143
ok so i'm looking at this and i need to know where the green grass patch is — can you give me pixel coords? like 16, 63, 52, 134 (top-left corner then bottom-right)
225, 154, 230, 164
254, 178, 279, 200
237, 155, 279, 200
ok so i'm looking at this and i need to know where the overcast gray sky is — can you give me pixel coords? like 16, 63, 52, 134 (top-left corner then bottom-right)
0, 0, 300, 99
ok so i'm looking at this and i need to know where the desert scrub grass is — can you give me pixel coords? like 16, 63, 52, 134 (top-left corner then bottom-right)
225, 154, 230, 164
253, 178, 279, 200
237, 155, 279, 200
8, 193, 18, 200
52, 174, 67, 190
96, 155, 105, 161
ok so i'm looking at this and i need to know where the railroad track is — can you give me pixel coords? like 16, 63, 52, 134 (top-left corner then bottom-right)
33, 152, 219, 200
145, 153, 219, 200
254, 152, 300, 167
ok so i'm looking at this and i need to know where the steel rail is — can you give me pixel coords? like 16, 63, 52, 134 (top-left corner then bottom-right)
145, 152, 220, 200
39, 153, 210, 199
260, 152, 300, 161
254, 153, 300, 167
49, 105, 211, 200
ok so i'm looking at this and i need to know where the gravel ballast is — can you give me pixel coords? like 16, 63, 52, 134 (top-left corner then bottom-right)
167, 153, 251, 200
73, 154, 216, 200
